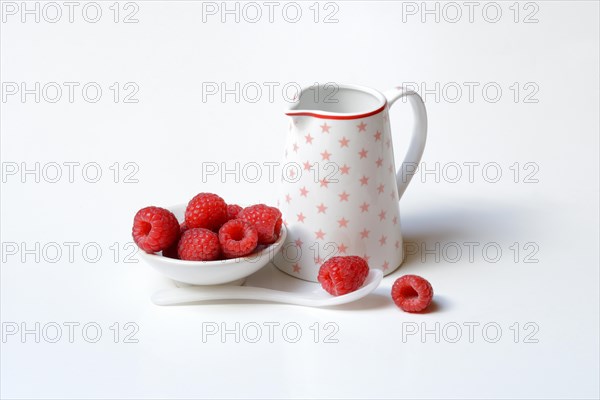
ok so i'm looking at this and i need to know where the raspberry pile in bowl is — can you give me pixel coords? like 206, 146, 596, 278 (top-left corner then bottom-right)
132, 193, 282, 261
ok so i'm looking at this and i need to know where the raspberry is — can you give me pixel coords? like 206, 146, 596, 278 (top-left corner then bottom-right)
318, 256, 369, 296
391, 275, 434, 313
162, 222, 188, 259
179, 221, 188, 232
184, 193, 228, 231
177, 228, 220, 261
237, 204, 282, 245
218, 219, 258, 258
226, 204, 243, 221
132, 206, 180, 253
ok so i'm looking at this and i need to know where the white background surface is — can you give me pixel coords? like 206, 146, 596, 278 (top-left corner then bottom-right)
1, 1, 599, 399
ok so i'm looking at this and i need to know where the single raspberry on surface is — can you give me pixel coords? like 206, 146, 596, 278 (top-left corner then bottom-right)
391, 275, 434, 313
177, 228, 220, 261
226, 204, 243, 221
218, 219, 258, 259
318, 256, 369, 296
132, 206, 180, 253
237, 204, 282, 245
162, 222, 188, 259
184, 193, 228, 231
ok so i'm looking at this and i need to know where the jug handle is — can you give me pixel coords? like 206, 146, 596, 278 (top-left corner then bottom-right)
383, 86, 428, 199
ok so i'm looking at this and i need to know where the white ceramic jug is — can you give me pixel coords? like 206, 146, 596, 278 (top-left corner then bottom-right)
273, 84, 427, 282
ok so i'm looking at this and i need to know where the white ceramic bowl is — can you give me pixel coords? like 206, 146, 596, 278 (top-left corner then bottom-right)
137, 204, 287, 285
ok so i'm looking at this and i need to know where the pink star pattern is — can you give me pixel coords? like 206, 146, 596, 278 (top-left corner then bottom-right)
363, 254, 371, 262
379, 235, 387, 246
279, 116, 404, 278
360, 202, 370, 212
